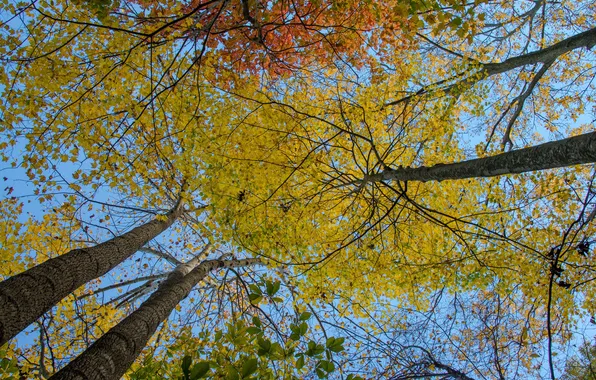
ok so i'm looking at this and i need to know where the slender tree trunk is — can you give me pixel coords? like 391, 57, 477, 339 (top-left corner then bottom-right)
50, 257, 262, 380
366, 131, 596, 183
0, 202, 184, 345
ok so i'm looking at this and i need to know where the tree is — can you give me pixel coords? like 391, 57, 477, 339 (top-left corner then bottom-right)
51, 255, 261, 379
562, 339, 596, 380
0, 197, 184, 345
1, 0, 595, 378
127, 310, 351, 379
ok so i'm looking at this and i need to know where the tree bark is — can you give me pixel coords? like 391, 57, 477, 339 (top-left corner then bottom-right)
366, 131, 596, 183
0, 202, 184, 345
49, 257, 262, 380
483, 27, 596, 76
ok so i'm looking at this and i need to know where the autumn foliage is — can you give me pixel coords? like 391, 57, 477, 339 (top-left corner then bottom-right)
1, 0, 596, 378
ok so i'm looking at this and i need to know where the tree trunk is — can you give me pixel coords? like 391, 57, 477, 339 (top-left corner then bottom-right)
367, 131, 596, 183
49, 257, 262, 380
0, 202, 184, 345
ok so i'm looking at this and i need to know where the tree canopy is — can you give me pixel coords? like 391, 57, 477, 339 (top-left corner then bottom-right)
1, 0, 596, 378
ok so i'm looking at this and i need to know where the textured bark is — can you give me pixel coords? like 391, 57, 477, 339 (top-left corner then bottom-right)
0, 203, 184, 345
50, 257, 262, 380
483, 27, 596, 76
367, 131, 596, 183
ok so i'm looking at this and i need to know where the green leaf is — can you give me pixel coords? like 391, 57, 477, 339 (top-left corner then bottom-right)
318, 360, 335, 373
299, 312, 312, 321
0, 358, 18, 375
314, 345, 325, 356
190, 362, 210, 379
257, 337, 271, 355
449, 16, 463, 28
306, 341, 325, 356
285, 347, 295, 358
325, 337, 335, 348
265, 280, 280, 296
327, 337, 345, 352
316, 368, 327, 379
248, 293, 262, 304
328, 345, 344, 353
248, 284, 261, 295
298, 322, 308, 337
246, 327, 262, 335
241, 358, 258, 378
252, 316, 261, 327
296, 355, 305, 370
270, 342, 282, 354
233, 335, 248, 346
346, 375, 364, 380
226, 366, 239, 380
265, 280, 274, 295
181, 355, 192, 379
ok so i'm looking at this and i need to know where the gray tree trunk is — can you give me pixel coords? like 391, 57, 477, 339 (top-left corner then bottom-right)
366, 131, 596, 183
50, 257, 262, 380
0, 202, 184, 345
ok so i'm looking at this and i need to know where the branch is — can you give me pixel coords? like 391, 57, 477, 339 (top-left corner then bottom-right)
367, 131, 596, 184
483, 27, 596, 77
384, 27, 596, 108
138, 247, 181, 266
501, 59, 555, 150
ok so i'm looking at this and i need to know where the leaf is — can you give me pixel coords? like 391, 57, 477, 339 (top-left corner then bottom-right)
226, 366, 239, 380
299, 322, 308, 335
306, 341, 325, 357
241, 358, 258, 378
189, 362, 210, 379
214, 330, 223, 341
248, 284, 261, 295
181, 355, 192, 379
316, 368, 327, 379
296, 355, 305, 370
270, 342, 282, 355
322, 360, 335, 372
265, 280, 280, 296
326, 337, 345, 352
248, 293, 262, 304
257, 337, 271, 355
347, 375, 364, 380
299, 312, 312, 321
